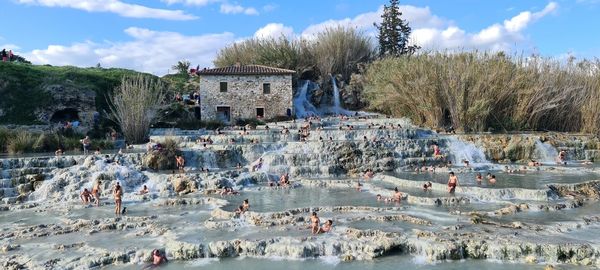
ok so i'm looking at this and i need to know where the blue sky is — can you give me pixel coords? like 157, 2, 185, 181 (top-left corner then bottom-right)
1, 0, 599, 74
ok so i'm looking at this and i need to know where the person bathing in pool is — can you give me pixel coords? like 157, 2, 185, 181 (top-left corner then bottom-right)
318, 220, 333, 234
309, 212, 320, 234
142, 249, 168, 269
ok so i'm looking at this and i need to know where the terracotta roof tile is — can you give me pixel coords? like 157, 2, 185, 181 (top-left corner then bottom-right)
197, 65, 295, 75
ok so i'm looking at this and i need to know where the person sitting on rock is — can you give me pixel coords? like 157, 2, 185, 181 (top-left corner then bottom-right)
139, 185, 149, 195
80, 188, 92, 204
318, 219, 333, 234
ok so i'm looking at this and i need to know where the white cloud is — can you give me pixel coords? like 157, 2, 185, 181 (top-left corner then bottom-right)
504, 2, 557, 33
262, 4, 277, 12
220, 3, 259, 15
24, 27, 235, 75
301, 2, 558, 52
1, 44, 21, 50
15, 0, 197, 20
161, 0, 218, 6
254, 23, 294, 39
301, 5, 444, 37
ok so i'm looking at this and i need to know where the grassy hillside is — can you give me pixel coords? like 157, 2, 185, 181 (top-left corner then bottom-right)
0, 62, 154, 124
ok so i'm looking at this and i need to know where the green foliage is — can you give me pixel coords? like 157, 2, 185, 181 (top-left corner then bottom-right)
364, 52, 600, 134
0, 62, 155, 124
172, 60, 191, 75
7, 131, 34, 154
0, 129, 114, 154
374, 0, 419, 57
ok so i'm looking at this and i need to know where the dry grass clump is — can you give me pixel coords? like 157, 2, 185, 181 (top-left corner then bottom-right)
364, 52, 600, 134
214, 26, 375, 81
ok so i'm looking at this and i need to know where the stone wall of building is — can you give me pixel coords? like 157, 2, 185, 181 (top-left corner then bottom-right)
199, 74, 292, 122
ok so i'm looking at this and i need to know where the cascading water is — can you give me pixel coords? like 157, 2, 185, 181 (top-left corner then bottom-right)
445, 137, 490, 167
329, 76, 353, 116
293, 80, 320, 118
533, 140, 558, 164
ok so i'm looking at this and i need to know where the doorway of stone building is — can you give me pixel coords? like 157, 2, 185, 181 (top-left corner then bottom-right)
216, 106, 231, 123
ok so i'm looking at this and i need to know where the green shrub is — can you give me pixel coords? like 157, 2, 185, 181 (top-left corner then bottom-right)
145, 138, 181, 170
7, 131, 34, 154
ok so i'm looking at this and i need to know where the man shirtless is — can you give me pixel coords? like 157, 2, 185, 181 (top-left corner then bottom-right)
92, 181, 102, 206
80, 188, 92, 204
310, 212, 320, 235
139, 185, 149, 195
176, 155, 185, 172
393, 187, 403, 202
142, 249, 168, 269
318, 220, 333, 234
447, 172, 458, 194
113, 182, 123, 215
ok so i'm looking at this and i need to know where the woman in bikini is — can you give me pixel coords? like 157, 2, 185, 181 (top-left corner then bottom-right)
113, 182, 123, 215
447, 172, 458, 194
92, 180, 102, 206
476, 172, 483, 185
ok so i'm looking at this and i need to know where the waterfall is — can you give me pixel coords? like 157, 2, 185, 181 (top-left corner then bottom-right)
445, 137, 490, 166
534, 140, 558, 163
331, 76, 341, 112
293, 80, 319, 118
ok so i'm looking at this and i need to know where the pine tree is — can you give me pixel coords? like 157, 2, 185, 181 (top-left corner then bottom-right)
374, 0, 420, 57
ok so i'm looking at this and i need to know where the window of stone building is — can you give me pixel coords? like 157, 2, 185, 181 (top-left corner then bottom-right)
262, 83, 270, 94
256, 108, 265, 118
220, 82, 228, 92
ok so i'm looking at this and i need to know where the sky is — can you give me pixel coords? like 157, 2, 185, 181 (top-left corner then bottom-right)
1, 0, 599, 75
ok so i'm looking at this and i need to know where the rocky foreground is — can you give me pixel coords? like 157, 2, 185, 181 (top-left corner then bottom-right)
1, 117, 600, 269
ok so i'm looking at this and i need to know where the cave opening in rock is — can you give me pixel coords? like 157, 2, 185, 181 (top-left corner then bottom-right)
50, 108, 80, 123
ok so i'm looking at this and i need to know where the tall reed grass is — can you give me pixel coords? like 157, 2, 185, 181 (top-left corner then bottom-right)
214, 26, 375, 81
364, 52, 600, 134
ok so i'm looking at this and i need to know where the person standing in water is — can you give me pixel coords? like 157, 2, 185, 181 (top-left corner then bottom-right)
113, 182, 123, 215
476, 172, 483, 185
447, 172, 458, 194
310, 212, 320, 235
81, 136, 91, 155
92, 180, 102, 206
176, 155, 185, 173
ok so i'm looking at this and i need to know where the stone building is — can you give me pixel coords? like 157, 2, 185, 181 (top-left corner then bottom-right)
197, 65, 294, 122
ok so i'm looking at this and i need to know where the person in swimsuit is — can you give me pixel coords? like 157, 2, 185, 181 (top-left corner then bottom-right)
113, 182, 123, 215
176, 155, 185, 172
476, 173, 483, 185
318, 220, 333, 234
242, 199, 250, 212
81, 136, 91, 155
489, 175, 497, 185
310, 212, 320, 235
139, 185, 149, 195
433, 144, 442, 158
80, 188, 92, 204
393, 187, 402, 202
92, 180, 102, 206
447, 172, 458, 194
422, 181, 432, 192
143, 249, 168, 269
